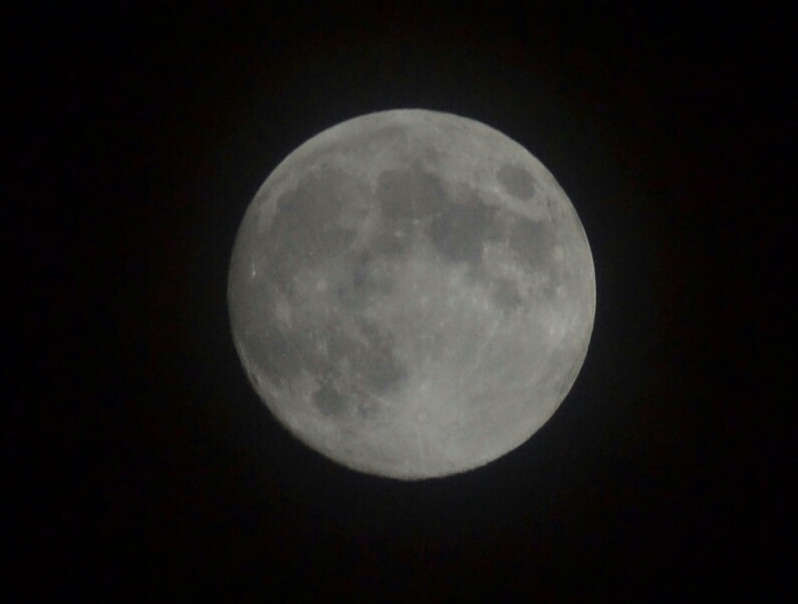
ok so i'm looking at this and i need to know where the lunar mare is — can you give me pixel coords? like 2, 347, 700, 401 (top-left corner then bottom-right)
228, 109, 595, 479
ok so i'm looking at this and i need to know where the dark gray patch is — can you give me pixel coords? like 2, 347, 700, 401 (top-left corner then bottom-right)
509, 218, 556, 268
368, 231, 410, 256
428, 193, 501, 265
368, 353, 407, 394
242, 294, 406, 405
313, 382, 348, 417
422, 145, 443, 164
353, 400, 380, 421
301, 320, 406, 400
333, 252, 372, 299
265, 169, 358, 287
335, 252, 395, 310
377, 164, 447, 221
243, 325, 298, 385
489, 277, 523, 312
377, 163, 504, 265
359, 321, 408, 394
497, 164, 537, 199
355, 252, 395, 293
352, 254, 369, 287
295, 335, 329, 377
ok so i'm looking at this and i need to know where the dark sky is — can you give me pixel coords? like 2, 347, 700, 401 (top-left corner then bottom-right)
6, 2, 793, 600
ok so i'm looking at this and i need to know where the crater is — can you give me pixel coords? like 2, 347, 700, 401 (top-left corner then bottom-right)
497, 164, 537, 199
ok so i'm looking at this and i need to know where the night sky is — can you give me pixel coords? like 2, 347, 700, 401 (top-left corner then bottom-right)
6, 3, 792, 600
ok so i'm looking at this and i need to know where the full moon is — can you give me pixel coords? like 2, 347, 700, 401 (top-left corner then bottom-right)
228, 109, 595, 479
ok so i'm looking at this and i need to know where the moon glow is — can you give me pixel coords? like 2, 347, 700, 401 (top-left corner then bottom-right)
228, 109, 595, 479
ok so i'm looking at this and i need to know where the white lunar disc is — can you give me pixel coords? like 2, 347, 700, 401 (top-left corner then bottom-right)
228, 109, 595, 479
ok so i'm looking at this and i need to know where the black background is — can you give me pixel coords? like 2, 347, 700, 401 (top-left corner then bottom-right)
5, 2, 793, 600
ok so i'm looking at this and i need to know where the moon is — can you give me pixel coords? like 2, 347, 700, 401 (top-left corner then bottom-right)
228, 109, 595, 479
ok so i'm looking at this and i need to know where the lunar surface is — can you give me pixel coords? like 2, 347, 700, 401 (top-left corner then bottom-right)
228, 109, 595, 479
